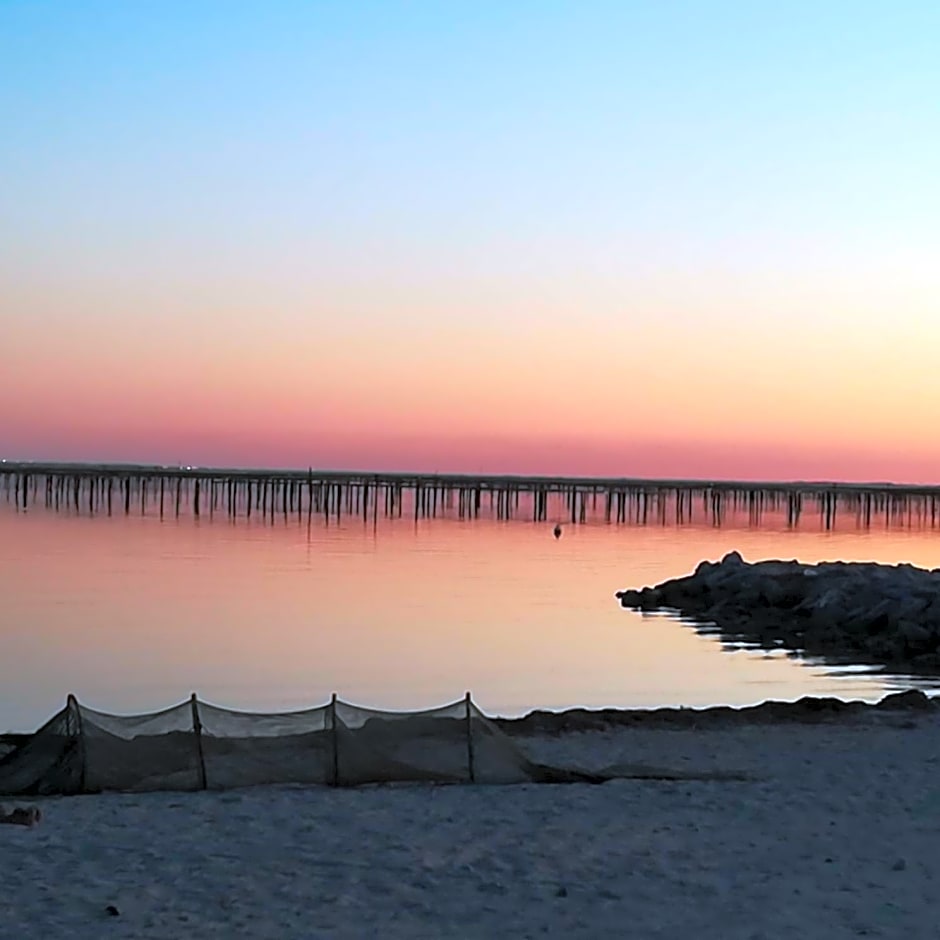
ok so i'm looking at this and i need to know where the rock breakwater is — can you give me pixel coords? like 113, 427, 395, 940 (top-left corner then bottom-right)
616, 552, 940, 672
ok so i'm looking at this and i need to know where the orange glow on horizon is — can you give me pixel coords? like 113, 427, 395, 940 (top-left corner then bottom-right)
5, 296, 940, 484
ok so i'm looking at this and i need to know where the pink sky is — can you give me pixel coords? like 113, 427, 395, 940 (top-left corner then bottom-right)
4, 408, 939, 485
3, 296, 939, 483
4, 2, 940, 485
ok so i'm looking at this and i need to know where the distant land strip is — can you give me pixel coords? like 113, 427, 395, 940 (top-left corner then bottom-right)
2, 460, 939, 493
2, 460, 940, 529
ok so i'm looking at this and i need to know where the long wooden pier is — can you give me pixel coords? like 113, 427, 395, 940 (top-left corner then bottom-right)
2, 461, 940, 530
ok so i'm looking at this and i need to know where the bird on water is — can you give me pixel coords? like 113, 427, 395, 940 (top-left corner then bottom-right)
553, 523, 562, 539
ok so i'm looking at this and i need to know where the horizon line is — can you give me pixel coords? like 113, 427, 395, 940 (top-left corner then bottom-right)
2, 458, 939, 494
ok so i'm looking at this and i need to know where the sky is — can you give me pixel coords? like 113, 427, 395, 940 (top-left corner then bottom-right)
2, 1, 939, 482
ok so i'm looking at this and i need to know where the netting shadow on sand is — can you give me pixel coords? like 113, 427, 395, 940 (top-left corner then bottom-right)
0, 693, 631, 796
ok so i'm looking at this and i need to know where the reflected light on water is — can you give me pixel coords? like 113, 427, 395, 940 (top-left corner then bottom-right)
2, 505, 940, 730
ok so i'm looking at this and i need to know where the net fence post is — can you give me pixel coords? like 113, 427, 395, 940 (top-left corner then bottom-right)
330, 693, 340, 787
67, 693, 87, 794
190, 693, 207, 790
465, 691, 475, 783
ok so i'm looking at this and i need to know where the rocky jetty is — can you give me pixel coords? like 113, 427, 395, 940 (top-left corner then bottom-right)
616, 552, 940, 672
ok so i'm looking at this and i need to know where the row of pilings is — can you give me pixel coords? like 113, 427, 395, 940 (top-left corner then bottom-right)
2, 464, 940, 530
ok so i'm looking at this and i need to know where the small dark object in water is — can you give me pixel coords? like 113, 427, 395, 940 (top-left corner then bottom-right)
553, 524, 562, 539
105, 905, 120, 917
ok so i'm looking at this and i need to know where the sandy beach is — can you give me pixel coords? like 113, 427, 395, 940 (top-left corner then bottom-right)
3, 698, 939, 940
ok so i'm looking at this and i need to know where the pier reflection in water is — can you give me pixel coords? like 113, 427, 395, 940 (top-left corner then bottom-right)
3, 464, 940, 733
3, 462, 940, 531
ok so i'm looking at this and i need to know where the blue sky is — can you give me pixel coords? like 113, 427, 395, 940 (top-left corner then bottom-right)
2, 1, 939, 479
6, 1, 937, 291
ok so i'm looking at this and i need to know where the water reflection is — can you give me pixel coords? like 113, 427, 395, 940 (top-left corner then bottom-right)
2, 504, 940, 730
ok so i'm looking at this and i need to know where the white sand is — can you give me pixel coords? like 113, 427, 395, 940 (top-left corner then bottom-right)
3, 709, 939, 939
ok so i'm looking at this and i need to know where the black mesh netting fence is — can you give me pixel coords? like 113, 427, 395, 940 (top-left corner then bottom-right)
0, 694, 611, 795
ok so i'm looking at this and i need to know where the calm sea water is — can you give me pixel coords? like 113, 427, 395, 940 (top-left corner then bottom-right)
3, 499, 940, 731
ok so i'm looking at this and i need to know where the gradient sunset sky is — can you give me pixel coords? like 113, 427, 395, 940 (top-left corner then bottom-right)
3, 2, 938, 482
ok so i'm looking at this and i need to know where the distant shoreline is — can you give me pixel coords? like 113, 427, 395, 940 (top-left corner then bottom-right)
2, 459, 939, 494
